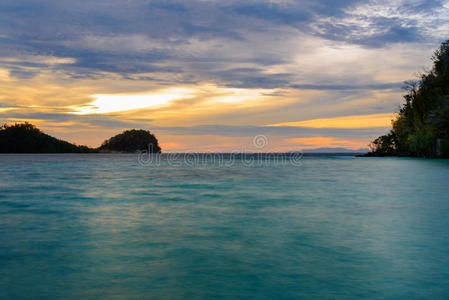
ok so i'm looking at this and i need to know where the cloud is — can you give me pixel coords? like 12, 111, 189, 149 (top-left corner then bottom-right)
0, 110, 151, 129
267, 113, 394, 128
8, 69, 38, 79
1, 0, 446, 85
207, 68, 292, 89
290, 82, 402, 90
71, 88, 197, 114
150, 124, 388, 139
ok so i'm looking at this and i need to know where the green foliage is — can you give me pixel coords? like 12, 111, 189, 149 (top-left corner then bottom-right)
369, 40, 449, 157
407, 129, 435, 157
0, 122, 95, 153
0, 123, 162, 153
439, 139, 449, 157
369, 133, 396, 155
99, 129, 161, 153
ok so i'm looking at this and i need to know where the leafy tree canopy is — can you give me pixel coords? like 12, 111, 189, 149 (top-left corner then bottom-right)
369, 40, 449, 158
99, 129, 161, 153
0, 123, 162, 153
0, 122, 94, 153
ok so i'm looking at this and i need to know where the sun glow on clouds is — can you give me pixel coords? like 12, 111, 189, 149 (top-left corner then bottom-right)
70, 88, 196, 114
211, 88, 272, 103
267, 113, 395, 129
70, 85, 278, 115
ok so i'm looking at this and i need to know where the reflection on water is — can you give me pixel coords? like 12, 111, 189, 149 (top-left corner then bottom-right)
1, 154, 449, 299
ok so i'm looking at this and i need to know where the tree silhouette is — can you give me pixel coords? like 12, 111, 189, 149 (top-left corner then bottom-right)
99, 129, 161, 153
0, 122, 94, 153
369, 40, 449, 157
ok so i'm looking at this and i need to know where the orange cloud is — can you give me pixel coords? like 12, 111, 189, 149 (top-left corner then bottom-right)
159, 142, 184, 151
70, 88, 197, 114
267, 113, 395, 129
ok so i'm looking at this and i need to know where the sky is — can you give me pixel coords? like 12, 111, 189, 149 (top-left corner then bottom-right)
1, 0, 448, 152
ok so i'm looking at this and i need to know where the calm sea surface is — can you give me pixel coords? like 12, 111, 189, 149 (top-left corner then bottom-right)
1, 154, 449, 299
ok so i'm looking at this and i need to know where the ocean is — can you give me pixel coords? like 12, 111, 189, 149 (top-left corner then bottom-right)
1, 154, 449, 299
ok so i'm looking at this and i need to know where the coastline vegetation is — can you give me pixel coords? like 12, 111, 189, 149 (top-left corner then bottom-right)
0, 122, 161, 153
368, 40, 449, 158
0, 123, 94, 153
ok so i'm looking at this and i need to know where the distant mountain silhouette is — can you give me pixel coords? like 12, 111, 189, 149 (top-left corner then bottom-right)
0, 123, 94, 153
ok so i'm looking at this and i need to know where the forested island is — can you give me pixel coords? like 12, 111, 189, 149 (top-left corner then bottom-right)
367, 40, 449, 158
0, 123, 161, 153
99, 129, 161, 153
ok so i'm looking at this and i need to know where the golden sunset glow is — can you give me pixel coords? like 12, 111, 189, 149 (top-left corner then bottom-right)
70, 88, 196, 115
211, 88, 273, 103
2, 3, 449, 298
267, 113, 395, 129
1, 0, 444, 152
286, 137, 368, 149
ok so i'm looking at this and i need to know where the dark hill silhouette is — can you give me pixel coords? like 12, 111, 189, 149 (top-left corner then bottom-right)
99, 129, 161, 153
0, 123, 162, 153
0, 123, 94, 153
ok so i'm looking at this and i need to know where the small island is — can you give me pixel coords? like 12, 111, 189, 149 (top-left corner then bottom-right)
0, 123, 161, 153
366, 40, 449, 158
99, 129, 161, 153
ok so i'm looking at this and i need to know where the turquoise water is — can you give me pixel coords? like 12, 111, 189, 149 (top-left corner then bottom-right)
1, 154, 449, 299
